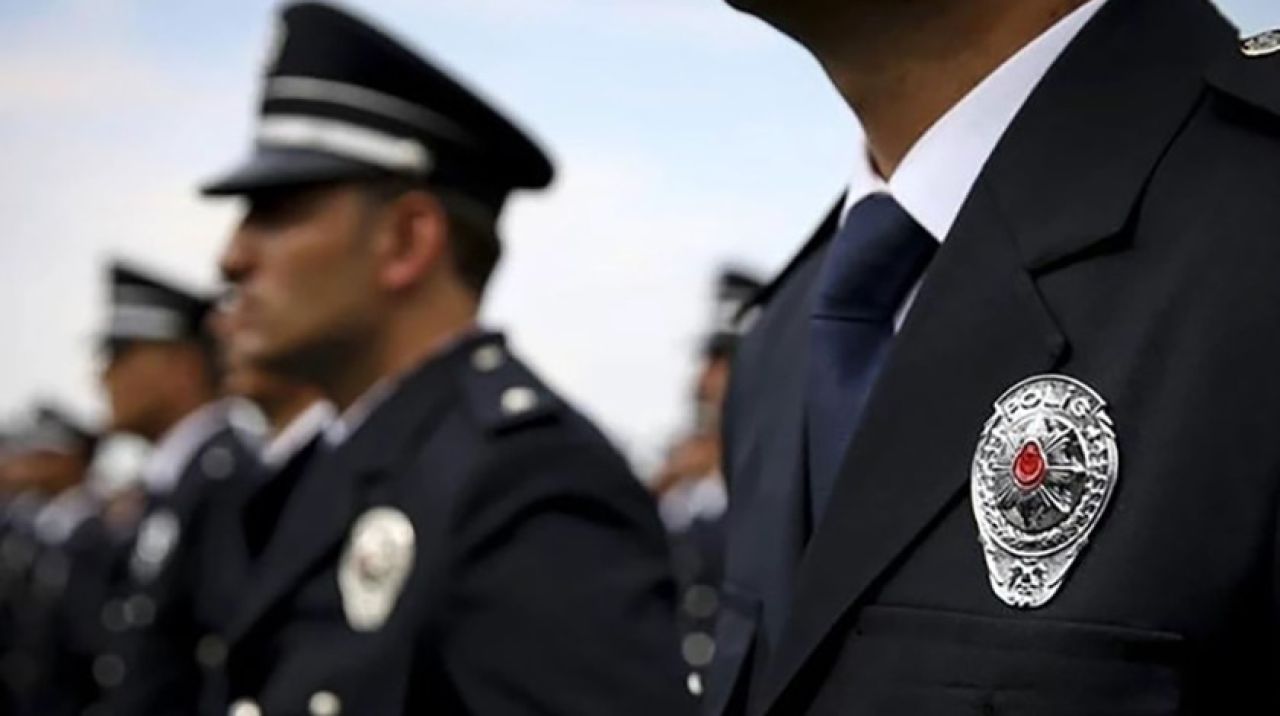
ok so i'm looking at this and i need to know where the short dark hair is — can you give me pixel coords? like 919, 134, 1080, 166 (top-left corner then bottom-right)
361, 178, 502, 297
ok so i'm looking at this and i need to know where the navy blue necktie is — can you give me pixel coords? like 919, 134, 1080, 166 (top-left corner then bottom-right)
806, 193, 937, 526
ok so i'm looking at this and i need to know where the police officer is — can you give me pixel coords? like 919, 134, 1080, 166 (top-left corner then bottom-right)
709, 0, 1280, 714
194, 304, 332, 715
92, 262, 255, 715
204, 3, 691, 715
0, 425, 46, 713
206, 302, 331, 568
653, 269, 762, 701
0, 405, 110, 716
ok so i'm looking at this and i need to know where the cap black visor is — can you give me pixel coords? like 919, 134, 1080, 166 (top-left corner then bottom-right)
201, 146, 394, 197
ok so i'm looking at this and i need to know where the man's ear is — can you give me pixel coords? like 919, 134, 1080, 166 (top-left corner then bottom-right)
376, 189, 448, 292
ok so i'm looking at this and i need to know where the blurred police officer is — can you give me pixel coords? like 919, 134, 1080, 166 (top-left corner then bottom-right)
207, 302, 331, 568
205, 3, 691, 715
0, 405, 109, 716
653, 269, 762, 702
92, 262, 255, 716
710, 0, 1280, 714
195, 305, 332, 715
0, 423, 45, 714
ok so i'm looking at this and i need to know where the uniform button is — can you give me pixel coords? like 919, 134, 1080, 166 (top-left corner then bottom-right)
683, 584, 720, 620
309, 690, 342, 715
125, 593, 156, 628
686, 672, 704, 697
229, 699, 262, 716
471, 345, 505, 372
500, 386, 538, 416
93, 654, 126, 688
681, 631, 716, 668
196, 634, 228, 668
202, 446, 235, 479
101, 599, 128, 632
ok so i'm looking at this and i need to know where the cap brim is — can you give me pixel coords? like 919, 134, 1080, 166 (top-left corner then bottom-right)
200, 146, 391, 197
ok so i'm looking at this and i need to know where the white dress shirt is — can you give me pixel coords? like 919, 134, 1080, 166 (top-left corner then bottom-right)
843, 0, 1107, 330
262, 400, 335, 469
322, 380, 394, 448
323, 325, 481, 448
33, 486, 98, 545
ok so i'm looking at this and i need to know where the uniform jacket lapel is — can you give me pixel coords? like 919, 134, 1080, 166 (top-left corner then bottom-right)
755, 0, 1234, 712
226, 342, 470, 644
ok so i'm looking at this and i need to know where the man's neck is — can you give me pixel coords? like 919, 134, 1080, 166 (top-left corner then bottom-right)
819, 0, 1087, 177
323, 311, 476, 412
151, 391, 218, 442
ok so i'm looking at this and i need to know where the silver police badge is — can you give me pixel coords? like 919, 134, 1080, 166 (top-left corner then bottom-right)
338, 507, 416, 632
970, 374, 1118, 608
130, 509, 181, 583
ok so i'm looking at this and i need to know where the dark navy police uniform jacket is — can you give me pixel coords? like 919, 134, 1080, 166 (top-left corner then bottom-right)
709, 1, 1280, 714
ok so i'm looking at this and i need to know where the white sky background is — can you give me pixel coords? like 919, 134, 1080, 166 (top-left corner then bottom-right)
1, 0, 1277, 475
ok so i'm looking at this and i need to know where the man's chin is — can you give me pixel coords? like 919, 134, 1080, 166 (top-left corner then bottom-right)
244, 340, 323, 385
234, 334, 286, 370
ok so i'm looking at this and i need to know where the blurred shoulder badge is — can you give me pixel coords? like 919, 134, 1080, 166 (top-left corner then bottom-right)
1241, 29, 1280, 58
339, 507, 416, 632
970, 375, 1118, 608
130, 509, 181, 583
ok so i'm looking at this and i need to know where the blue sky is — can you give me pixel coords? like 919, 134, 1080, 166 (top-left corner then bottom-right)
1, 0, 1276, 471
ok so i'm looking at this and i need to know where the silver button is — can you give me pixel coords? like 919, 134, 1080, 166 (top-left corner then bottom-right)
101, 599, 128, 632
500, 387, 538, 416
202, 446, 235, 479
686, 672, 704, 697
309, 690, 342, 716
471, 345, 505, 372
229, 699, 262, 716
125, 593, 156, 628
683, 585, 719, 620
93, 654, 126, 688
681, 632, 716, 668
196, 634, 228, 668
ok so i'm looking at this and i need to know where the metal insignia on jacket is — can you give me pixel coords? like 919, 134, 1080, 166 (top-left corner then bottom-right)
338, 507, 416, 632
970, 374, 1118, 608
130, 509, 181, 583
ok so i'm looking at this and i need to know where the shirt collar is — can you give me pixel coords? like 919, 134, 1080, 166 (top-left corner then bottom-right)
34, 486, 98, 545
322, 380, 394, 449
845, 0, 1107, 240
140, 399, 233, 495
263, 401, 335, 467
322, 324, 481, 449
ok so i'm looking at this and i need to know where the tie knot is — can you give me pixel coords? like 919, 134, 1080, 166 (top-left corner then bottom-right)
813, 193, 937, 321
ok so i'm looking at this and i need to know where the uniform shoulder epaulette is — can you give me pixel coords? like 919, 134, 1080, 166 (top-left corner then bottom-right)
458, 336, 560, 434
1206, 29, 1280, 119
